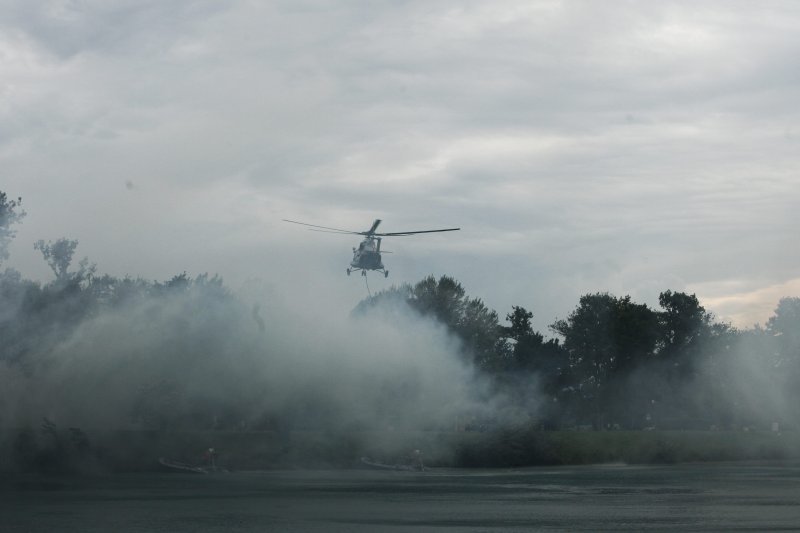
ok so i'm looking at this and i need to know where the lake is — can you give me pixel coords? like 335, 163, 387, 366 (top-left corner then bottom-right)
3, 463, 800, 531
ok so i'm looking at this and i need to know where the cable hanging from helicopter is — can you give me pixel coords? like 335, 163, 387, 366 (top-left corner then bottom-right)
282, 219, 460, 278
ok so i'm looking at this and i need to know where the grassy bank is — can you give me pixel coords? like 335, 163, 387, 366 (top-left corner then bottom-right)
454, 429, 799, 467
2, 427, 798, 473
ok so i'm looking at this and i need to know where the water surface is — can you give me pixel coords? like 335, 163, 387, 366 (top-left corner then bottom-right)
3, 463, 800, 531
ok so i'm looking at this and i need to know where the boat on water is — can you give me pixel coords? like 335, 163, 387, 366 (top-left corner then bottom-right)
158, 457, 211, 474
159, 447, 225, 474
360, 454, 426, 472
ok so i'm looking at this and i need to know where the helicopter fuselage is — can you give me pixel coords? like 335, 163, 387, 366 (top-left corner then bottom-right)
348, 237, 387, 277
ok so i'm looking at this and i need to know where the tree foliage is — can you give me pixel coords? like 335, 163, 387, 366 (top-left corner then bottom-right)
766, 297, 800, 359
504, 306, 534, 341
765, 297, 800, 390
356, 275, 501, 368
34, 238, 86, 281
550, 293, 659, 389
0, 192, 25, 264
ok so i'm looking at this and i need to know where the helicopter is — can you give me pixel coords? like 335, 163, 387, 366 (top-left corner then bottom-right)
282, 219, 460, 277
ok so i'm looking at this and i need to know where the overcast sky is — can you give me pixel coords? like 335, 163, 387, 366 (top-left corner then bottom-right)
2, 0, 798, 331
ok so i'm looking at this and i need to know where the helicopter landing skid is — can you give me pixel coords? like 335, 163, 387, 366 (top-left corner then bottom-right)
347, 267, 389, 278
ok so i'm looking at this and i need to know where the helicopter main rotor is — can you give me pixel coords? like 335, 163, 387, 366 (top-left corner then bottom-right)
281, 218, 460, 237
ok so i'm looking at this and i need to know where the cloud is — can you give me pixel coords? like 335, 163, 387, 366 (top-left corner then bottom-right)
691, 277, 800, 328
1, 0, 798, 331
1, 1, 226, 59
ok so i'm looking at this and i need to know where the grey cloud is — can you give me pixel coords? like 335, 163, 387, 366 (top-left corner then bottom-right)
1, 0, 799, 329
1, 1, 226, 59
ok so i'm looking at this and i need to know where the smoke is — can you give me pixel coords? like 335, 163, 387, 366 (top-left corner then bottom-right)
697, 330, 794, 431
0, 271, 518, 446
612, 323, 799, 434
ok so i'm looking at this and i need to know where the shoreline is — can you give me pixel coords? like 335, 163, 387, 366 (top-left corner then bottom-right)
2, 427, 798, 474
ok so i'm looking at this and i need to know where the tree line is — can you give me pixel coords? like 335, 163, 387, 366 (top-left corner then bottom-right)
356, 277, 799, 432
3, 191, 799, 433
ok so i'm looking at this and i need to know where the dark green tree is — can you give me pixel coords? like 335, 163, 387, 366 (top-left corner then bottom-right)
652, 291, 740, 428
657, 290, 712, 372
34, 238, 78, 281
765, 297, 800, 409
501, 306, 566, 377
409, 276, 501, 368
613, 295, 661, 373
355, 275, 502, 369
505, 306, 534, 341
550, 293, 659, 428
409, 275, 466, 328
0, 192, 25, 265
496, 306, 568, 427
766, 297, 800, 363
